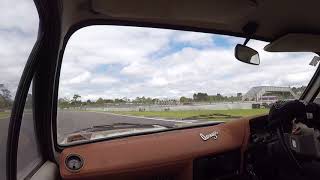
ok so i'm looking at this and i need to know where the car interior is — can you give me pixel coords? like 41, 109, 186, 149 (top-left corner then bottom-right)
5, 0, 320, 180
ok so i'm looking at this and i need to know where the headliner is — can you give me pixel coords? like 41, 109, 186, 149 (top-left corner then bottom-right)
61, 0, 320, 42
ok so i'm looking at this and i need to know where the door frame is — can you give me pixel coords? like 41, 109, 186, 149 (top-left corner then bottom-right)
6, 0, 62, 179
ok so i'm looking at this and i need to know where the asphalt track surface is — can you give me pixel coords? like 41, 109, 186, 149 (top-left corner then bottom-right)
0, 113, 41, 179
0, 115, 9, 178
1, 111, 199, 177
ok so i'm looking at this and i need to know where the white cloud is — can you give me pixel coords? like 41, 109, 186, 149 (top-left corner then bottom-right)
90, 76, 118, 84
1, 0, 38, 34
0, 0, 38, 95
148, 77, 169, 87
120, 62, 155, 77
173, 31, 214, 47
64, 71, 91, 85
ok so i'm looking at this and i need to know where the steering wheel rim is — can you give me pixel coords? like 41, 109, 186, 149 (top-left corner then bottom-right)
276, 118, 303, 171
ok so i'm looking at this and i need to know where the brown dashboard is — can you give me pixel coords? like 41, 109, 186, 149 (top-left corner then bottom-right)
60, 118, 250, 180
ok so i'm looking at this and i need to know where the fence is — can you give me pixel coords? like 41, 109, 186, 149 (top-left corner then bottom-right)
68, 102, 255, 112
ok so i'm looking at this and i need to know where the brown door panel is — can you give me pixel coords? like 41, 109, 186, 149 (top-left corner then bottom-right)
60, 118, 250, 179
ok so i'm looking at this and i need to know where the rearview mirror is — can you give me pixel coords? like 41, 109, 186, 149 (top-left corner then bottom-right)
234, 44, 260, 65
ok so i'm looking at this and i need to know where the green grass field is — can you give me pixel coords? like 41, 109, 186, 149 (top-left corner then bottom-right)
114, 109, 269, 121
0, 112, 10, 119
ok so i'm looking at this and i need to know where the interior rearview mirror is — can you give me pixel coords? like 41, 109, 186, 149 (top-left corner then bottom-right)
234, 44, 260, 65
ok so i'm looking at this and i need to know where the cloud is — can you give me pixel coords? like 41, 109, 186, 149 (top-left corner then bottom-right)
148, 77, 169, 87
0, 0, 38, 94
173, 31, 214, 47
120, 62, 155, 77
62, 71, 91, 85
1, 0, 38, 34
90, 76, 118, 84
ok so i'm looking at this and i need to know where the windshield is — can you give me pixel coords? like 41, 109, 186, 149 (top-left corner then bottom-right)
57, 25, 317, 145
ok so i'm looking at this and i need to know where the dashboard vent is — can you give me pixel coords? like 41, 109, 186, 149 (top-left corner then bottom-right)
193, 149, 241, 180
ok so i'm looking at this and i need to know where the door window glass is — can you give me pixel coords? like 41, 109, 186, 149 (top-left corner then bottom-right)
17, 84, 43, 180
0, 0, 39, 177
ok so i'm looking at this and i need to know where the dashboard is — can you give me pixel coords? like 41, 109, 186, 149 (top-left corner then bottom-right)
59, 111, 320, 180
59, 118, 250, 180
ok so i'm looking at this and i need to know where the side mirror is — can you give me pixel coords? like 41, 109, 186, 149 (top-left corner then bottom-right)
234, 44, 260, 65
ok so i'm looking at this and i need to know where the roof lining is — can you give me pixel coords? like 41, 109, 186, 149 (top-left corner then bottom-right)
61, 0, 320, 46
63, 18, 271, 45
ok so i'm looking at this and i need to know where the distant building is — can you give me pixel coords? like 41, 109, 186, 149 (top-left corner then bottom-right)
242, 86, 297, 102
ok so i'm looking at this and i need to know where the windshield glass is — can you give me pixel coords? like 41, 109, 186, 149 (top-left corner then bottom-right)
57, 25, 317, 145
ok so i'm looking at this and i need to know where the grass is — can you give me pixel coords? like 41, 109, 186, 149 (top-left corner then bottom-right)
113, 109, 269, 121
0, 112, 10, 119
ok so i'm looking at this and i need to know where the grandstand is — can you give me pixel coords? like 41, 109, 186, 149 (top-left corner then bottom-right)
242, 86, 298, 102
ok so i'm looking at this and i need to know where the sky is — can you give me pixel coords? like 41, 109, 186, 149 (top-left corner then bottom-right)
0, 0, 38, 94
0, 0, 318, 101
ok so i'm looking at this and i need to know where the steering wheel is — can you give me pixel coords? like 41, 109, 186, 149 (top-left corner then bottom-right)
276, 118, 302, 169
265, 100, 320, 180
268, 101, 305, 175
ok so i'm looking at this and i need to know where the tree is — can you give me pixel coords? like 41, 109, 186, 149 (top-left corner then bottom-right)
86, 99, 92, 104
180, 96, 192, 104
0, 96, 6, 109
58, 97, 71, 108
291, 86, 306, 96
71, 94, 81, 105
96, 98, 104, 104
104, 99, 114, 103
193, 92, 209, 102
152, 98, 159, 104
114, 98, 125, 103
1, 88, 11, 100
0, 85, 12, 108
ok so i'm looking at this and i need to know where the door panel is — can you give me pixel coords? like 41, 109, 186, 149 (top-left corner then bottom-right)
29, 161, 59, 180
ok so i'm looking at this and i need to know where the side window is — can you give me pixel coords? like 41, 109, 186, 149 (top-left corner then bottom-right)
0, 0, 39, 178
314, 91, 320, 104
17, 84, 43, 179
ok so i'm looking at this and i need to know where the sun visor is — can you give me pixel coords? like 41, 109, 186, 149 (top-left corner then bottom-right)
91, 0, 255, 23
264, 33, 320, 52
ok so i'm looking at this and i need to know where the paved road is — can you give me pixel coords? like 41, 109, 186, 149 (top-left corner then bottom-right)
1, 111, 197, 177
0, 113, 42, 179
0, 116, 9, 178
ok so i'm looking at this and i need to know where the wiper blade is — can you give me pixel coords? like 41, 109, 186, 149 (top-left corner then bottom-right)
93, 123, 155, 129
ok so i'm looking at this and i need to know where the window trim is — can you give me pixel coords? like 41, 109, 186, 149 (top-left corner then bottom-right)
53, 21, 320, 151
53, 21, 251, 151
300, 61, 320, 102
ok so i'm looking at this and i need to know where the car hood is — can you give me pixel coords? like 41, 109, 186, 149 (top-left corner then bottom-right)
61, 124, 169, 144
